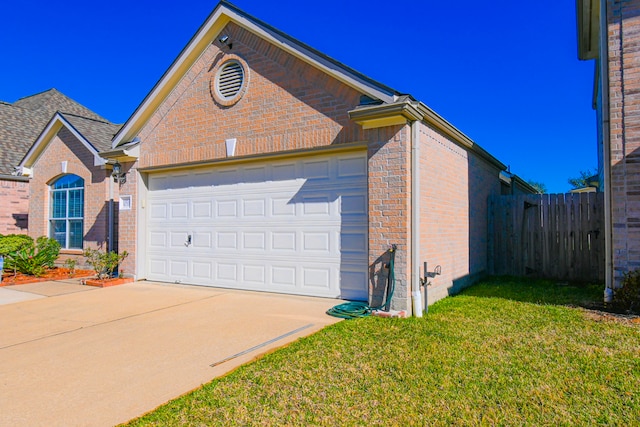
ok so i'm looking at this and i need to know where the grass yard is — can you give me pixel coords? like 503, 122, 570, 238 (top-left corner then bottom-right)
125, 277, 640, 426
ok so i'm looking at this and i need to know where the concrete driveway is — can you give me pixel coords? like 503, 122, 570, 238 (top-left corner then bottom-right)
0, 280, 342, 426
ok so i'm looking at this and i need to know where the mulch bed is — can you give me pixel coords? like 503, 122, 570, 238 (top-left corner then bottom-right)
0, 268, 95, 287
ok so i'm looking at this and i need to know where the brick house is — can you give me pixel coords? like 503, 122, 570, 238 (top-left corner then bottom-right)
99, 1, 531, 313
1, 89, 116, 236
14, 93, 121, 267
577, 0, 640, 296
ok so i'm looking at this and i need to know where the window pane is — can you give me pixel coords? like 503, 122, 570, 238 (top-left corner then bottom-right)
68, 189, 84, 218
50, 220, 66, 247
51, 191, 67, 218
53, 174, 84, 189
69, 220, 83, 249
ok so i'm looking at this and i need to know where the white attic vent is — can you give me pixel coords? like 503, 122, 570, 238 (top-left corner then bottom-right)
217, 61, 245, 99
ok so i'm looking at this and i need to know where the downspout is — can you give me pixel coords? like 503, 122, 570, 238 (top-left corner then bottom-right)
411, 119, 422, 317
600, 0, 614, 301
108, 171, 115, 253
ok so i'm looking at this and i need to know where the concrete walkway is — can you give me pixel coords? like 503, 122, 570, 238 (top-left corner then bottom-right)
0, 280, 342, 426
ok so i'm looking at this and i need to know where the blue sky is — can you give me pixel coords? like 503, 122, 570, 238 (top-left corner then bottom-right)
1, 0, 595, 193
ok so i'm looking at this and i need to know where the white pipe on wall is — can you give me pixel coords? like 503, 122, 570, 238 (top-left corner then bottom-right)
411, 119, 422, 317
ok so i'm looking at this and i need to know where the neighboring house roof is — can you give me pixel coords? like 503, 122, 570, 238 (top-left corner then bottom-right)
0, 101, 41, 176
12, 89, 107, 123
0, 88, 116, 176
111, 1, 507, 171
60, 113, 120, 152
19, 112, 122, 172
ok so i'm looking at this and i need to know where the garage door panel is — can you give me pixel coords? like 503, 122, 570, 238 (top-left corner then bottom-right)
271, 197, 296, 216
272, 232, 296, 251
338, 156, 367, 177
217, 263, 237, 281
170, 260, 189, 277
302, 159, 330, 179
242, 199, 266, 217
146, 152, 368, 300
217, 200, 237, 217
302, 267, 332, 290
149, 203, 168, 219
193, 201, 212, 218
242, 264, 266, 285
243, 232, 266, 250
169, 231, 190, 248
271, 265, 296, 288
192, 232, 212, 248
192, 261, 213, 280
149, 259, 167, 275
217, 232, 238, 249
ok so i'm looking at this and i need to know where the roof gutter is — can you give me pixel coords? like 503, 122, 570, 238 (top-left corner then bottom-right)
100, 142, 140, 162
0, 174, 29, 182
348, 99, 507, 171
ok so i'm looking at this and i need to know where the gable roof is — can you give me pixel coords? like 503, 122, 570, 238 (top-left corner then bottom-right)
0, 88, 116, 176
112, 0, 403, 148
111, 1, 507, 171
19, 112, 121, 172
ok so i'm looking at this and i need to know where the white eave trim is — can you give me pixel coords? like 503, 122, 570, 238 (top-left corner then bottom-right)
19, 113, 105, 172
112, 3, 396, 148
100, 142, 140, 161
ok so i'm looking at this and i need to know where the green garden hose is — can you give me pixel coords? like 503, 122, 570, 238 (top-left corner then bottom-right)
326, 245, 397, 319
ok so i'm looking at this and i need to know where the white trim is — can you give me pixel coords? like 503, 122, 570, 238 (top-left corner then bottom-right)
19, 113, 104, 169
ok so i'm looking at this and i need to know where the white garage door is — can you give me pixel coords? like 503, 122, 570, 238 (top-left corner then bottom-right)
145, 152, 368, 300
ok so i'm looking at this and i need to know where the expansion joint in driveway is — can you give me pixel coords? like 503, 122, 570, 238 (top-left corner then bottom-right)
209, 323, 314, 367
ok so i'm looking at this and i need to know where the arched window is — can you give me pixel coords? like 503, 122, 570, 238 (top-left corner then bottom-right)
49, 174, 84, 249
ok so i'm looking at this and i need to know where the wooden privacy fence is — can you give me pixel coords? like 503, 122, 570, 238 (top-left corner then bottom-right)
488, 193, 604, 282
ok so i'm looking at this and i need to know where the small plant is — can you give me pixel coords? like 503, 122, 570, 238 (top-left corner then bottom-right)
0, 234, 33, 272
83, 248, 128, 280
613, 269, 640, 313
4, 236, 60, 277
64, 258, 78, 276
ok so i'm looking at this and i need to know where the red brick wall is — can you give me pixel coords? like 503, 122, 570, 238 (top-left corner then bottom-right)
419, 122, 501, 302
365, 125, 412, 310
29, 128, 114, 268
607, 0, 640, 284
0, 178, 29, 234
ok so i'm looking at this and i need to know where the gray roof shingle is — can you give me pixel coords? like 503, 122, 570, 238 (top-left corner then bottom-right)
61, 113, 121, 153
0, 88, 118, 175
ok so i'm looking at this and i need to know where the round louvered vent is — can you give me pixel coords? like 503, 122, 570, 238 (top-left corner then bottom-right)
211, 57, 248, 107
217, 61, 244, 99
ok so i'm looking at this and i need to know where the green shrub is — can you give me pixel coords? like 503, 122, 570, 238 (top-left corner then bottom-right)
0, 234, 33, 257
83, 248, 128, 280
6, 236, 61, 277
614, 269, 640, 313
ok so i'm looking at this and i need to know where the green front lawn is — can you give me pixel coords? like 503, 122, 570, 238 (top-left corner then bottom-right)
126, 278, 640, 426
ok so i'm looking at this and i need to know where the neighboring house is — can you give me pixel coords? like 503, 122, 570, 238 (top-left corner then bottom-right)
577, 0, 640, 295
98, 0, 530, 312
0, 88, 112, 236
8, 90, 121, 267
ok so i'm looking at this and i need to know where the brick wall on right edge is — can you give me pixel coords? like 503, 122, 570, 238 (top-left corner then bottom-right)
419, 122, 502, 303
607, 0, 640, 284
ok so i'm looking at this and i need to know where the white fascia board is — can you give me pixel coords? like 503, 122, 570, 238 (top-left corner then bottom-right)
113, 4, 395, 148
20, 113, 103, 169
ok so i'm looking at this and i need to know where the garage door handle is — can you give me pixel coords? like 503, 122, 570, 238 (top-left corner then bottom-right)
186, 234, 192, 246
